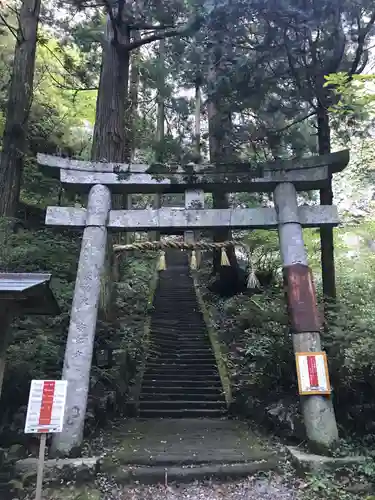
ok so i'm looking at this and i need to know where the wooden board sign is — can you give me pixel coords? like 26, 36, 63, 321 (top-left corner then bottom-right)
295, 352, 331, 396
25, 380, 67, 434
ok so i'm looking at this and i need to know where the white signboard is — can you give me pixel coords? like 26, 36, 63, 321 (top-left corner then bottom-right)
295, 352, 331, 396
25, 380, 67, 434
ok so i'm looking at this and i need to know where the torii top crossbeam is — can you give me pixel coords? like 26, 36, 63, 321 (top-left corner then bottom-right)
37, 150, 349, 194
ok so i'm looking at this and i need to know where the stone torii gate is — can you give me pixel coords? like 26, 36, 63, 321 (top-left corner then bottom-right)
38, 150, 349, 456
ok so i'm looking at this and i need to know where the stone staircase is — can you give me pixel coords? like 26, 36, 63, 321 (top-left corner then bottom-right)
139, 250, 227, 418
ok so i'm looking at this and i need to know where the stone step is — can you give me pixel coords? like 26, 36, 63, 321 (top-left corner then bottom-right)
139, 408, 226, 418
150, 342, 212, 350
153, 352, 216, 358
147, 363, 218, 370
150, 332, 208, 339
151, 328, 206, 332
147, 360, 217, 367
148, 344, 213, 352
152, 326, 205, 330
148, 349, 214, 356
152, 318, 203, 322
139, 400, 226, 410
145, 370, 219, 379
146, 365, 218, 373
143, 372, 221, 387
151, 336, 209, 342
155, 299, 198, 301
141, 379, 222, 388
151, 317, 204, 322
140, 392, 225, 401
150, 335, 209, 342
140, 385, 223, 395
155, 297, 197, 301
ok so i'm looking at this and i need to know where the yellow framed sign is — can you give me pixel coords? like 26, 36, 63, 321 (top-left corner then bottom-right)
295, 352, 331, 396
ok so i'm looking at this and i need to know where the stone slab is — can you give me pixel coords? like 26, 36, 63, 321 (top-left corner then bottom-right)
15, 456, 100, 481
37, 150, 349, 175
107, 460, 280, 485
46, 205, 340, 230
58, 166, 331, 193
287, 446, 366, 474
96, 418, 275, 468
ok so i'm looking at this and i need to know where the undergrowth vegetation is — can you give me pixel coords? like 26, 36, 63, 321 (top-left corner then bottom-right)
199, 220, 375, 443
0, 221, 156, 449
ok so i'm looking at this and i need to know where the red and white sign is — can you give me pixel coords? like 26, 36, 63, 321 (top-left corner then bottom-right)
295, 352, 331, 396
24, 380, 68, 434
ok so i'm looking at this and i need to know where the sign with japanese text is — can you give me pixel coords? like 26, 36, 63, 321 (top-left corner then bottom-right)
295, 352, 331, 396
25, 380, 67, 434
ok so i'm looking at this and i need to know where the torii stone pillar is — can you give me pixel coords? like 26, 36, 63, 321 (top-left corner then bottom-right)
51, 184, 111, 456
274, 182, 339, 452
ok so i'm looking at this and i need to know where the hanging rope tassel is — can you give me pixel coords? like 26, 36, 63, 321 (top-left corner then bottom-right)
247, 267, 260, 289
157, 251, 166, 271
244, 246, 260, 289
221, 247, 230, 266
190, 250, 197, 270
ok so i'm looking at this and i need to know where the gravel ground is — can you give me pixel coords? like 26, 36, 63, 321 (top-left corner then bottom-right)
97, 476, 299, 500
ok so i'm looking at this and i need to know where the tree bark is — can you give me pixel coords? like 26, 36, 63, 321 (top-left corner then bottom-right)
153, 38, 166, 242
317, 101, 336, 301
92, 16, 129, 164
195, 81, 201, 158
124, 36, 140, 163
207, 65, 238, 273
123, 40, 140, 250
0, 0, 41, 217
91, 15, 131, 314
0, 309, 12, 401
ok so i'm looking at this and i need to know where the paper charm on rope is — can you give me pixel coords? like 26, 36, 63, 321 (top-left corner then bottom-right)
157, 251, 166, 271
190, 250, 197, 270
220, 248, 230, 266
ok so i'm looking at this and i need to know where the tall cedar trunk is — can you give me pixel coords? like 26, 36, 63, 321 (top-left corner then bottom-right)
124, 41, 140, 247
0, 0, 41, 217
124, 37, 140, 163
91, 15, 130, 315
153, 39, 165, 241
195, 81, 201, 158
92, 17, 129, 166
207, 67, 238, 273
317, 101, 336, 300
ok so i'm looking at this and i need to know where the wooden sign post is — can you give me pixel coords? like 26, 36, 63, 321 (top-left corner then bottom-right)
24, 380, 68, 500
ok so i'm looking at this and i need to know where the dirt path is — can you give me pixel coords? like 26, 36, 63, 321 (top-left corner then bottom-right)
109, 477, 299, 500
39, 474, 301, 500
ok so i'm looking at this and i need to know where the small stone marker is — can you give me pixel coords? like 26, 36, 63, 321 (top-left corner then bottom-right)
295, 352, 331, 395
25, 380, 68, 500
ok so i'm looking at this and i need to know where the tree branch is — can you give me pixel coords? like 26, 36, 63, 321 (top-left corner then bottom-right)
251, 111, 316, 142
349, 10, 375, 76
125, 17, 202, 51
102, 0, 118, 45
0, 13, 19, 40
129, 22, 177, 30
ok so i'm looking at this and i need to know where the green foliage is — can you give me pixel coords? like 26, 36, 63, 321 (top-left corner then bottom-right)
325, 72, 375, 111
0, 215, 156, 439
199, 220, 375, 440
324, 72, 375, 138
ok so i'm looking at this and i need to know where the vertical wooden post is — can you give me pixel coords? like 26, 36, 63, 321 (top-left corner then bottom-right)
0, 308, 12, 400
274, 182, 339, 453
51, 184, 111, 456
35, 433, 47, 500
